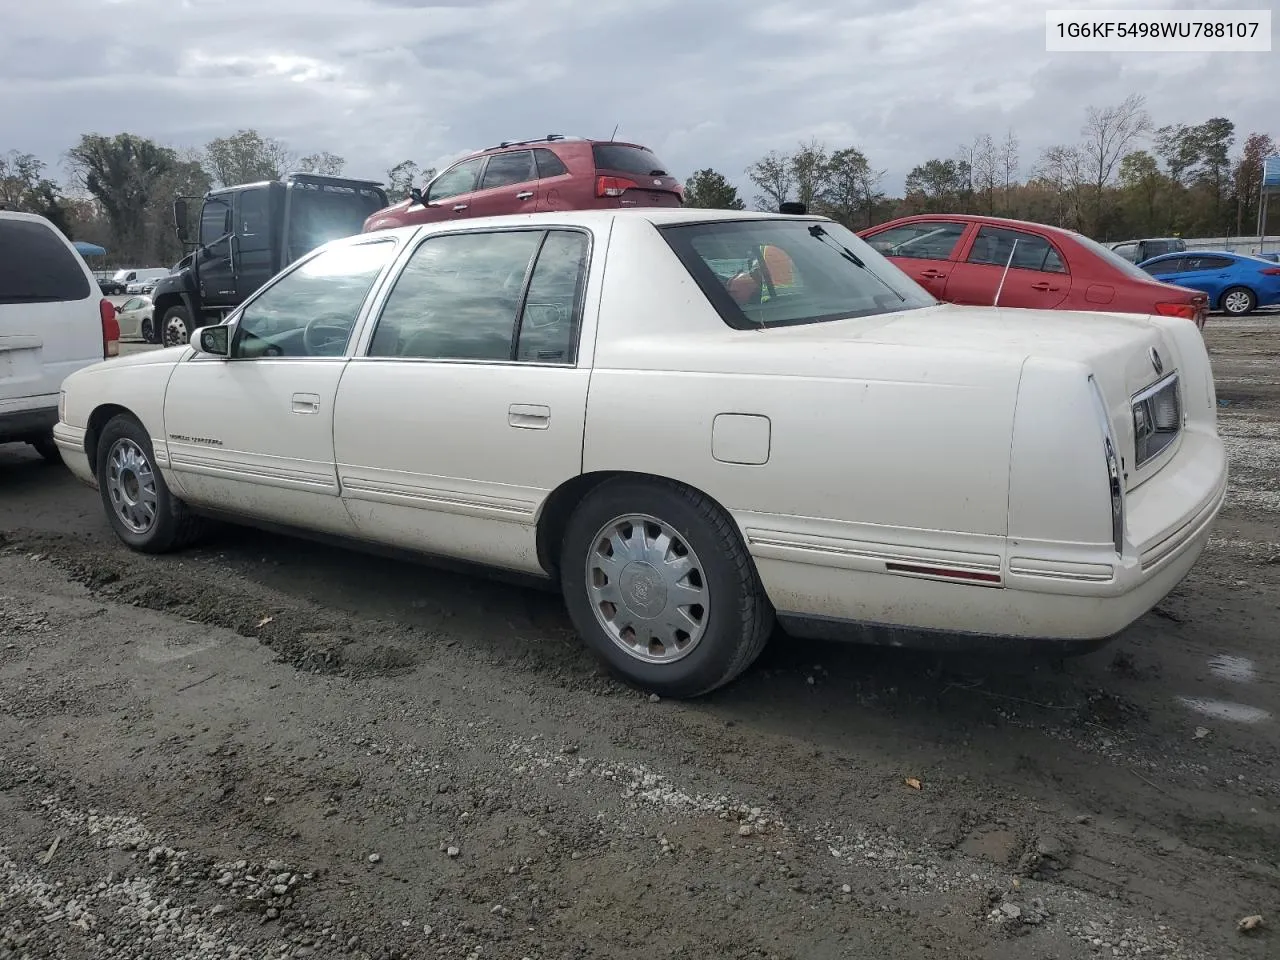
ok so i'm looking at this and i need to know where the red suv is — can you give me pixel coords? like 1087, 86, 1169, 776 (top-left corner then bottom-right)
362, 135, 683, 232
859, 214, 1208, 328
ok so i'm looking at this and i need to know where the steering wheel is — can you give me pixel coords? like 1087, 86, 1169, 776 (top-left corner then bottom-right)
303, 315, 354, 356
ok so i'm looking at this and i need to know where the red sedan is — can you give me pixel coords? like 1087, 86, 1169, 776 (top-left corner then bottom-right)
858, 214, 1208, 329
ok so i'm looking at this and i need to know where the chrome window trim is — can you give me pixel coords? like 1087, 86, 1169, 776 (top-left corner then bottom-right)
1087, 375, 1125, 555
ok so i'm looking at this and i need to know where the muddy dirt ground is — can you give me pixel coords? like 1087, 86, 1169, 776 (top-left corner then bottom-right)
1, 315, 1278, 959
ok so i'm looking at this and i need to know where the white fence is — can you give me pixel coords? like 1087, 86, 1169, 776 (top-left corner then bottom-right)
1182, 235, 1280, 255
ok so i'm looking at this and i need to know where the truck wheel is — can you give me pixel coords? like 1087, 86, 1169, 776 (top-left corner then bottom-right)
29, 432, 63, 465
161, 305, 192, 347
559, 478, 774, 698
96, 414, 205, 553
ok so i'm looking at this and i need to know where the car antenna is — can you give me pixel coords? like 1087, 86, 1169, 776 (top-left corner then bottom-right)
993, 239, 1019, 307
610, 123, 619, 142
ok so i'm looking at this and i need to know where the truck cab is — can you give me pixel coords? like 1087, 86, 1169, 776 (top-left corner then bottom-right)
149, 173, 388, 346
1110, 237, 1186, 264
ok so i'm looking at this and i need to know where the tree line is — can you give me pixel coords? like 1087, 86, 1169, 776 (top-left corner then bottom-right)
1, 95, 1274, 267
685, 95, 1276, 244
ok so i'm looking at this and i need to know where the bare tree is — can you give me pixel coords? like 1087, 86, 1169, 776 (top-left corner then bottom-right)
1000, 129, 1020, 197
745, 150, 794, 211
791, 138, 830, 211
1080, 94, 1152, 231
971, 134, 999, 213
1036, 144, 1087, 229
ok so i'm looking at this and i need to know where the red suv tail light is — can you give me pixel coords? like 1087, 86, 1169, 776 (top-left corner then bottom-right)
99, 298, 120, 358
596, 175, 639, 198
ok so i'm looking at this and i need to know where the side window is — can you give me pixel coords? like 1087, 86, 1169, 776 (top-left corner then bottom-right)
864, 222, 966, 261
233, 240, 395, 359
368, 230, 542, 361
238, 188, 270, 253
1187, 255, 1232, 271
480, 151, 536, 190
966, 226, 1066, 273
533, 148, 569, 179
426, 158, 484, 203
517, 231, 589, 363
1143, 258, 1184, 276
199, 201, 230, 248
1111, 242, 1137, 262
122, 298, 142, 311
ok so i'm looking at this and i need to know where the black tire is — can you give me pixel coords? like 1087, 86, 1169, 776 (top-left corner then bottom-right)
96, 414, 205, 553
29, 433, 62, 465
559, 478, 774, 698
140, 316, 155, 344
1219, 286, 1256, 316
161, 305, 192, 347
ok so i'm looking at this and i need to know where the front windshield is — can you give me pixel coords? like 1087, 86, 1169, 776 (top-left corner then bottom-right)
1071, 232, 1163, 281
660, 218, 935, 329
286, 183, 387, 260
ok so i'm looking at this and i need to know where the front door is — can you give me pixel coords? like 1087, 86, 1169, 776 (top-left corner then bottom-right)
234, 185, 275, 302
417, 157, 487, 223
944, 224, 1072, 309
195, 197, 237, 308
334, 225, 593, 574
861, 220, 971, 298
163, 237, 399, 535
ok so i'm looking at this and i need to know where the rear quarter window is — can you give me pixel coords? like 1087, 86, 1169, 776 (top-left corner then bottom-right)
0, 218, 91, 304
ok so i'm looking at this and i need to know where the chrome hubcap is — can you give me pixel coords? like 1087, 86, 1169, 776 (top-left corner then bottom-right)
585, 514, 709, 664
106, 439, 158, 534
1223, 291, 1251, 314
164, 315, 187, 346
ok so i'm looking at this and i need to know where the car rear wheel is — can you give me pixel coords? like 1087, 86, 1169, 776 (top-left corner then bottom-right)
559, 478, 774, 698
161, 305, 192, 347
1220, 286, 1256, 316
140, 316, 155, 343
96, 414, 205, 553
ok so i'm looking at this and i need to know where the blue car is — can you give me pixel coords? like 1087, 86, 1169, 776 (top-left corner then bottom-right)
1139, 250, 1280, 316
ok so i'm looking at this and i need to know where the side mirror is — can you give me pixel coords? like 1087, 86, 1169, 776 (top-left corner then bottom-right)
409, 187, 424, 205
114, 304, 121, 315
173, 199, 189, 243
193, 324, 230, 357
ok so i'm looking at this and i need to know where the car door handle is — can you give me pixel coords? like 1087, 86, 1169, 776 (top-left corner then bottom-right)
1030, 282, 1060, 291
453, 203, 469, 212
508, 403, 550, 429
920, 269, 947, 279
515, 191, 534, 200
291, 393, 321, 415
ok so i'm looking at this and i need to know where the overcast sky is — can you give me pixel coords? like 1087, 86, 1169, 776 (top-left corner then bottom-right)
3, 0, 1276, 201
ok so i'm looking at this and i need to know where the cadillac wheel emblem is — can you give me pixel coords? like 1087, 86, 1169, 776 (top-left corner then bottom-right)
653, 179, 662, 186
1149, 347, 1164, 376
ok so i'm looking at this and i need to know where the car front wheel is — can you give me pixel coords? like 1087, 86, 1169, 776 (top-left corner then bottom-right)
1220, 286, 1256, 316
559, 478, 774, 698
96, 414, 204, 553
161, 305, 192, 347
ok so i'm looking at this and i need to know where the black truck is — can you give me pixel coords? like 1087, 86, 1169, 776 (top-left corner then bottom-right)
149, 172, 389, 346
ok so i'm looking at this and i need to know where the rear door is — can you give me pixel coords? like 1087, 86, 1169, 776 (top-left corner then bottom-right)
860, 220, 971, 297
532, 148, 574, 212
944, 225, 1071, 309
465, 150, 540, 218
0, 214, 100, 410
591, 143, 682, 207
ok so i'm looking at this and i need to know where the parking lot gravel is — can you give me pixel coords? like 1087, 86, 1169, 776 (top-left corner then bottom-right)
1, 314, 1278, 959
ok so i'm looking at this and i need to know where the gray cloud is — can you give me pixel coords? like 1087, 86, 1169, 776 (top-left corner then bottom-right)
2, 0, 1275, 197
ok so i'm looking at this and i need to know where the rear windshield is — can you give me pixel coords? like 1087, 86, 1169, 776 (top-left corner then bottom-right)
661, 218, 935, 329
1071, 232, 1159, 282
0, 218, 91, 304
592, 144, 670, 177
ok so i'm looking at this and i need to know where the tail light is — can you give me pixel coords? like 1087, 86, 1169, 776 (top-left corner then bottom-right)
1261, 267, 1280, 276
596, 175, 639, 198
1153, 302, 1198, 321
99, 298, 119, 358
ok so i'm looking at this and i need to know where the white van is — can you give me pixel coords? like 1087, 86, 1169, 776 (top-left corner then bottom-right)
0, 211, 120, 462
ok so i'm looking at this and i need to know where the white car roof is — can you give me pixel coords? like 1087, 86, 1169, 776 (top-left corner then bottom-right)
348, 208, 818, 246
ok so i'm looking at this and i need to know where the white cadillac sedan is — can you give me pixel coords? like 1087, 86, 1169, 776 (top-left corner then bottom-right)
54, 210, 1227, 697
